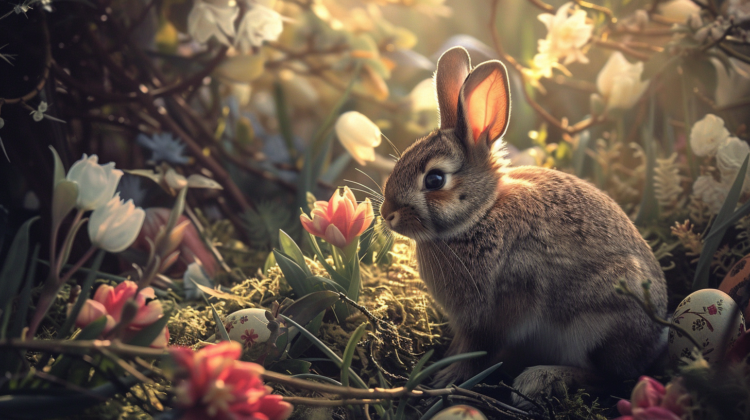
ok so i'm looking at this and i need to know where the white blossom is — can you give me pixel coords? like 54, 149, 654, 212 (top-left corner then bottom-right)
234, 4, 283, 53
692, 175, 729, 214
596, 52, 650, 111
88, 194, 146, 253
187, 0, 239, 46
717, 137, 750, 193
535, 3, 593, 67
657, 0, 701, 23
689, 114, 730, 157
66, 154, 123, 211
335, 112, 382, 166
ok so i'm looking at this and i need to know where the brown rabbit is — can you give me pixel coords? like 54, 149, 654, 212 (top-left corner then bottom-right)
379, 47, 667, 407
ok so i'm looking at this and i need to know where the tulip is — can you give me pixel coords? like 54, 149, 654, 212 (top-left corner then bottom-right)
170, 341, 293, 420
71, 280, 169, 347
689, 114, 731, 157
133, 208, 218, 277
335, 111, 382, 166
66, 154, 123, 210
234, 4, 284, 53
596, 52, 650, 111
300, 186, 374, 250
614, 376, 691, 420
657, 0, 700, 23
88, 194, 146, 253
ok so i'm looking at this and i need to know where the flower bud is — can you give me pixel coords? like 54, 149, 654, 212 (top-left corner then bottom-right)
66, 154, 123, 211
88, 194, 146, 253
334, 111, 382, 166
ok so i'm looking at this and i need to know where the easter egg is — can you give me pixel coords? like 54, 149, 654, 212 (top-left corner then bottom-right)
430, 405, 487, 420
668, 289, 746, 365
218, 308, 273, 350
719, 254, 750, 321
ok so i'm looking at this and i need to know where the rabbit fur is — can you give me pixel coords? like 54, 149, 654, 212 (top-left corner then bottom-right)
379, 47, 667, 408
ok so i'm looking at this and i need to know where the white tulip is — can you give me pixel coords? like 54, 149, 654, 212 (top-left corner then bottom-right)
234, 4, 283, 53
335, 111, 382, 166
692, 175, 729, 215
657, 0, 700, 23
88, 194, 146, 253
596, 52, 650, 111
187, 0, 238, 46
689, 114, 730, 157
66, 154, 123, 211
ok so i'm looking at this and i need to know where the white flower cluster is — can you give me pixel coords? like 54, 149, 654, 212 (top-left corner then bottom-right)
690, 114, 750, 213
187, 0, 283, 53
526, 3, 593, 83
594, 52, 650, 112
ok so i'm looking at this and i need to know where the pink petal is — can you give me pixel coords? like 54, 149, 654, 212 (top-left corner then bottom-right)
300, 214, 321, 236
632, 376, 665, 408
93, 284, 114, 304
75, 299, 108, 328
132, 300, 164, 327
324, 224, 347, 248
631, 407, 682, 420
617, 399, 633, 415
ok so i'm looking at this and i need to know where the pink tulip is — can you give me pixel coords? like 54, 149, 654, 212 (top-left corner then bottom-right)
72, 280, 169, 347
614, 376, 691, 420
133, 208, 217, 277
171, 341, 293, 420
300, 186, 374, 249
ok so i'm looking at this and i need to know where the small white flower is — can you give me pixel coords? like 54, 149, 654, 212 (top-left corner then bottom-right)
88, 194, 146, 253
234, 4, 284, 53
66, 154, 123, 211
692, 175, 729, 214
596, 52, 650, 111
536, 2, 593, 66
689, 114, 730, 157
657, 0, 701, 23
335, 111, 382, 166
717, 137, 750, 192
30, 101, 48, 122
187, 0, 239, 46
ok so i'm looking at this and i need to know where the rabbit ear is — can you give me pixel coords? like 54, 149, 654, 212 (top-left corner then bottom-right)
457, 60, 511, 149
435, 47, 471, 130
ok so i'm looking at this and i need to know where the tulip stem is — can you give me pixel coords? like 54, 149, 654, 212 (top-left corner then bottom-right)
54, 208, 85, 279
58, 246, 98, 286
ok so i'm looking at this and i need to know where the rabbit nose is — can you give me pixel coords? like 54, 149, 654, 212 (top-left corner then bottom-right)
384, 211, 399, 229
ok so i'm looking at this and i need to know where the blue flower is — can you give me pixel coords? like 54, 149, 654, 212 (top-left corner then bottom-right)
137, 132, 190, 165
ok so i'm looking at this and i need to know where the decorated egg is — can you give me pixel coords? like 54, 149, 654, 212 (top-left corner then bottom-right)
668, 289, 746, 365
217, 308, 273, 350
430, 405, 487, 420
719, 254, 750, 322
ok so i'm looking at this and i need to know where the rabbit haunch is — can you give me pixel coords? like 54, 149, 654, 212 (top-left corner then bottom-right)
379, 47, 667, 408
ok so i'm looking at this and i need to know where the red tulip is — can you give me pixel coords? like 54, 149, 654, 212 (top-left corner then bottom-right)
614, 376, 690, 420
71, 280, 169, 347
300, 186, 373, 249
170, 341, 293, 420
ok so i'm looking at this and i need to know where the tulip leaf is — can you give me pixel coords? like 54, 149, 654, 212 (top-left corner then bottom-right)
59, 217, 89, 270
347, 243, 361, 304
288, 312, 324, 359
305, 230, 350, 289
693, 154, 750, 290
125, 310, 171, 348
269, 359, 311, 375
340, 323, 367, 387
418, 362, 504, 420
273, 82, 296, 163
263, 251, 276, 276
279, 230, 311, 277
186, 174, 222, 189
9, 244, 39, 339
273, 249, 311, 298
51, 180, 79, 233
573, 130, 591, 178
56, 250, 105, 340
374, 234, 394, 266
165, 187, 187, 236
0, 216, 39, 313
49, 146, 66, 187
204, 293, 230, 342
281, 290, 339, 323
290, 373, 341, 386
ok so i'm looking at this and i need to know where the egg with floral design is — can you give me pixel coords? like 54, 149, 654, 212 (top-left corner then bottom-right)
217, 308, 273, 350
668, 289, 746, 366
719, 254, 750, 322
430, 405, 487, 420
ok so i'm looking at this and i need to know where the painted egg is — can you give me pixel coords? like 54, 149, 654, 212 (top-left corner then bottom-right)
430, 405, 487, 420
719, 254, 750, 322
217, 308, 273, 350
668, 289, 746, 365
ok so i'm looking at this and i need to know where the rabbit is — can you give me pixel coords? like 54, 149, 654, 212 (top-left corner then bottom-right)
379, 46, 668, 408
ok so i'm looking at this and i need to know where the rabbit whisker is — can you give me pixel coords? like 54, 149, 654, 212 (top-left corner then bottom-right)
345, 180, 383, 199
382, 133, 401, 159
355, 168, 385, 194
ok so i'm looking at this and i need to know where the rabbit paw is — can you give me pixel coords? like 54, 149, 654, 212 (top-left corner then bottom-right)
511, 365, 594, 411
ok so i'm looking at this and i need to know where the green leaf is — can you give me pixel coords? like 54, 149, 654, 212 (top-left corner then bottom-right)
291, 373, 341, 386
305, 230, 350, 289
281, 290, 339, 324
693, 155, 750, 290
340, 323, 367, 387
204, 294, 230, 342
409, 351, 486, 388
9, 244, 40, 339
418, 362, 504, 420
49, 146, 66, 187
309, 276, 348, 294
642, 51, 680, 81
374, 234, 394, 265
320, 154, 352, 185
243, 202, 297, 250
77, 316, 109, 340
347, 246, 361, 303
273, 250, 311, 297
279, 230, 311, 277
274, 82, 296, 163
263, 251, 276, 276
405, 350, 434, 389
0, 217, 39, 312
635, 93, 659, 227
56, 250, 105, 339
288, 311, 324, 359
165, 187, 187, 235
51, 181, 78, 233
125, 310, 171, 347
573, 130, 591, 178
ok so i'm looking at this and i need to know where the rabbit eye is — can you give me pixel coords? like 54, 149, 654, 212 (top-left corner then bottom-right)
424, 169, 446, 191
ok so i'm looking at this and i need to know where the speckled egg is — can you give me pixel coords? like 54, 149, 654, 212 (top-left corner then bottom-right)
430, 405, 487, 420
668, 289, 746, 365
217, 308, 273, 350
719, 254, 750, 322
